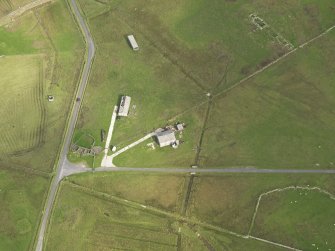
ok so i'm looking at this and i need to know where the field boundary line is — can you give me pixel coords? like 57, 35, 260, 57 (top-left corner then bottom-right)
194, 97, 212, 166
65, 180, 245, 238
33, 9, 58, 88
65, 180, 307, 250
186, 224, 215, 251
248, 236, 302, 251
213, 23, 335, 100
0, 163, 51, 178
77, 0, 111, 20
0, 0, 53, 27
248, 185, 335, 236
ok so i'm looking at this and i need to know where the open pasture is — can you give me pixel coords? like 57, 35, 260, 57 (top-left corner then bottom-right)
68, 172, 186, 212
92, 0, 335, 93
0, 0, 84, 172
187, 174, 335, 235
72, 5, 207, 167
45, 182, 179, 251
0, 1, 84, 250
0, 55, 45, 155
0, 167, 49, 251
46, 179, 293, 251
183, 226, 287, 251
112, 105, 207, 168
252, 188, 335, 250
200, 31, 335, 169
0, 0, 35, 18
74, 0, 335, 169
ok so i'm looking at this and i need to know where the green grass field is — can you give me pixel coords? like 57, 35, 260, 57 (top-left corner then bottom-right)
201, 31, 335, 169
46, 179, 295, 251
1, 1, 335, 249
1, 0, 84, 172
0, 168, 49, 251
0, 0, 84, 250
0, 55, 45, 155
45, 182, 180, 251
73, 9, 205, 146
181, 226, 287, 251
73, 0, 335, 169
113, 105, 207, 168
187, 174, 335, 243
252, 188, 335, 250
68, 172, 186, 212
50, 172, 335, 250
0, 0, 35, 18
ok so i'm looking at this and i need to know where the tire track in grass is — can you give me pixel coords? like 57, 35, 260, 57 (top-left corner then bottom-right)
31, 70, 40, 150
2, 128, 14, 153
33, 10, 58, 84
0, 161, 51, 178
0, 0, 53, 27
25, 62, 42, 152
113, 12, 208, 93
36, 59, 46, 148
1, 91, 18, 153
23, 88, 38, 148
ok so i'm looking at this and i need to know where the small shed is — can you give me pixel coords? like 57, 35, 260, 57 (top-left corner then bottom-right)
48, 95, 54, 102
176, 123, 184, 131
156, 130, 176, 147
118, 96, 131, 117
127, 35, 139, 51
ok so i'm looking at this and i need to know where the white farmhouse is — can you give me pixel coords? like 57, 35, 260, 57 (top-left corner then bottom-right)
118, 96, 131, 117
156, 130, 176, 147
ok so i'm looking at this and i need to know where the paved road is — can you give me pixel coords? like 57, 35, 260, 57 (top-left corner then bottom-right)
35, 0, 95, 250
94, 167, 335, 174
101, 106, 118, 167
102, 132, 156, 167
61, 160, 335, 176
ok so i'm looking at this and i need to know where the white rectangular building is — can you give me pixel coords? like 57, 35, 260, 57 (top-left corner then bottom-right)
118, 96, 131, 117
127, 35, 139, 51
156, 130, 176, 147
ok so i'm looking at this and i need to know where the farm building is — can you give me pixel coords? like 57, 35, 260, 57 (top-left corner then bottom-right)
118, 96, 131, 117
156, 130, 176, 147
176, 123, 184, 131
47, 95, 54, 102
127, 35, 139, 51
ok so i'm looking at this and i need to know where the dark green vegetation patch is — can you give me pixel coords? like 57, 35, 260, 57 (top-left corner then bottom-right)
0, 168, 48, 251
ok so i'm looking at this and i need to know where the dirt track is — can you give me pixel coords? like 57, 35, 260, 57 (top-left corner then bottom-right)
0, 0, 53, 26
